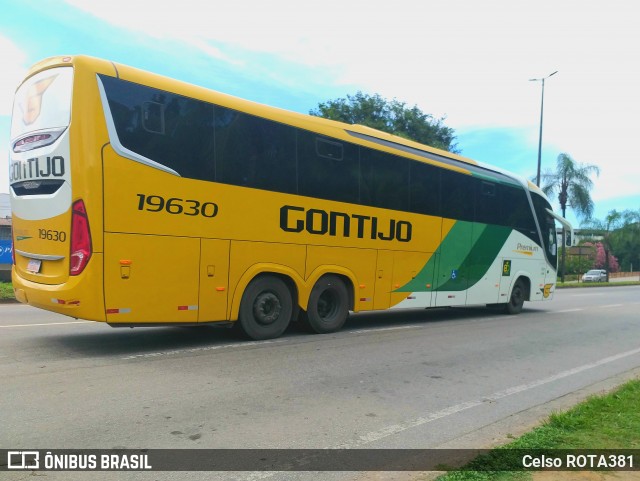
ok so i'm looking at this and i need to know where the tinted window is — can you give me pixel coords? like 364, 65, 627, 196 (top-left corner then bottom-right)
532, 194, 558, 267
316, 137, 343, 160
475, 181, 500, 224
440, 169, 475, 222
409, 161, 440, 216
100, 75, 215, 180
215, 107, 296, 194
298, 131, 359, 204
502, 184, 537, 235
360, 148, 409, 211
0, 226, 11, 241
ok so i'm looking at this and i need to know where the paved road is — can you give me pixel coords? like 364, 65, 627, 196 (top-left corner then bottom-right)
2, 286, 640, 480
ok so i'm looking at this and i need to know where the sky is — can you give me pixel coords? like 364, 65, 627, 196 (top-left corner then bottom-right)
1, 0, 639, 228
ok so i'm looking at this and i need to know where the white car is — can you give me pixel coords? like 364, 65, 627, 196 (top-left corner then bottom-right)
582, 269, 607, 282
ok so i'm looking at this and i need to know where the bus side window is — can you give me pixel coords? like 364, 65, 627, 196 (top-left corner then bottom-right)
298, 131, 359, 204
502, 184, 537, 236
141, 101, 165, 134
101, 76, 214, 181
475, 180, 500, 225
360, 148, 409, 211
440, 169, 474, 222
316, 138, 343, 161
409, 161, 440, 217
215, 109, 296, 194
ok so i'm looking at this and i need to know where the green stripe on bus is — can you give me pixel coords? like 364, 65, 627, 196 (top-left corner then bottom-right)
396, 221, 512, 292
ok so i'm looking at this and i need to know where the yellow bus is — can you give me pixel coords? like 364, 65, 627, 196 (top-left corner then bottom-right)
9, 55, 572, 340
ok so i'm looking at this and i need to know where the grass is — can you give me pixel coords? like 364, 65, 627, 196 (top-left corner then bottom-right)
0, 281, 14, 300
432, 379, 640, 480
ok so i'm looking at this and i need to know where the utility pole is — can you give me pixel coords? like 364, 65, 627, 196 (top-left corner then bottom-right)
530, 71, 558, 186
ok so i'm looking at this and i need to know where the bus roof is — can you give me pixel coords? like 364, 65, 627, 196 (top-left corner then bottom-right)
25, 55, 533, 192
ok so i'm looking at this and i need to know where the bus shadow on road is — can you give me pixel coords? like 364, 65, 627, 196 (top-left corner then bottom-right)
43, 306, 539, 359
340, 305, 544, 333
40, 322, 244, 359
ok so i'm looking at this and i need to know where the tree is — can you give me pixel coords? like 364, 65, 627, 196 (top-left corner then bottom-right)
582, 210, 625, 279
540, 153, 600, 282
540, 153, 600, 221
586, 209, 640, 274
611, 209, 640, 272
595, 243, 619, 272
310, 91, 459, 153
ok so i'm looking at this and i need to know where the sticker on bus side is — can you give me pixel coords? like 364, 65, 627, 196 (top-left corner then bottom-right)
502, 260, 512, 276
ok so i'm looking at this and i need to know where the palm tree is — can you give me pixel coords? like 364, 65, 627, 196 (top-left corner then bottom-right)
540, 153, 600, 281
540, 153, 600, 220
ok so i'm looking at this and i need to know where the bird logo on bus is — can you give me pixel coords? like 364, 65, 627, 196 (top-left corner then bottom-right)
21, 74, 57, 126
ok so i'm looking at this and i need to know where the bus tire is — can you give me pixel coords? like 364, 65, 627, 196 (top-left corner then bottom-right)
301, 275, 349, 334
504, 278, 526, 315
237, 275, 293, 340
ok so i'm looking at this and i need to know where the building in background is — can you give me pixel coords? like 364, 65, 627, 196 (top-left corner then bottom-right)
0, 193, 9, 218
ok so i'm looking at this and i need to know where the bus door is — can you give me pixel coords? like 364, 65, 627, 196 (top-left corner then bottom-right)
373, 250, 394, 309
389, 250, 435, 309
465, 222, 505, 306
433, 220, 471, 307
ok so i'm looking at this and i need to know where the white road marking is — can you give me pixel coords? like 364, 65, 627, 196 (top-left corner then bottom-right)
333, 344, 640, 448
241, 343, 640, 481
122, 339, 288, 360
349, 325, 422, 334
0, 321, 90, 328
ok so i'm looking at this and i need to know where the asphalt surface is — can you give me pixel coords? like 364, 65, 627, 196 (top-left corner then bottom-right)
2, 285, 640, 480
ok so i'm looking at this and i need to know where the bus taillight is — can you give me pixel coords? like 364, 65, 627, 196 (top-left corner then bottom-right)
70, 199, 92, 276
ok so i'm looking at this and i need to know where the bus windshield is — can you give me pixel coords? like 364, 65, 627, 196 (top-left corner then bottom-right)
531, 192, 558, 268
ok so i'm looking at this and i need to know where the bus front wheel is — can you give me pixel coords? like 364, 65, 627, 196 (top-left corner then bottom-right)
504, 278, 526, 315
301, 275, 349, 334
238, 275, 293, 340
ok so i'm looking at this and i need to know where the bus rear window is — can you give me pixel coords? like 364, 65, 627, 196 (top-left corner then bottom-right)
11, 67, 73, 152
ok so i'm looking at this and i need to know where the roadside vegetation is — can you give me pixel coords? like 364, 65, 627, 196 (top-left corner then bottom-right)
0, 281, 14, 301
432, 379, 640, 480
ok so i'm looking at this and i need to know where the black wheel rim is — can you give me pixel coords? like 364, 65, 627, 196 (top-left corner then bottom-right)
253, 292, 282, 325
317, 289, 339, 321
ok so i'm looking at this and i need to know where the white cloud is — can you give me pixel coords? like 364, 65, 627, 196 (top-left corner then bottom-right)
0, 35, 28, 194
4, 1, 638, 211
0, 35, 28, 116
63, 1, 639, 122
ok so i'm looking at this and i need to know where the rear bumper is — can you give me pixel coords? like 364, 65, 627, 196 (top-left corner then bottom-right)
11, 254, 106, 321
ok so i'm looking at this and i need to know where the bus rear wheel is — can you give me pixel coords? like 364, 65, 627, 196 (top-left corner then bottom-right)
301, 275, 349, 334
504, 278, 526, 315
238, 275, 293, 340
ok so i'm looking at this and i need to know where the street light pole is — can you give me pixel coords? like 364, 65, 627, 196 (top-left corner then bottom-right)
530, 70, 558, 186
